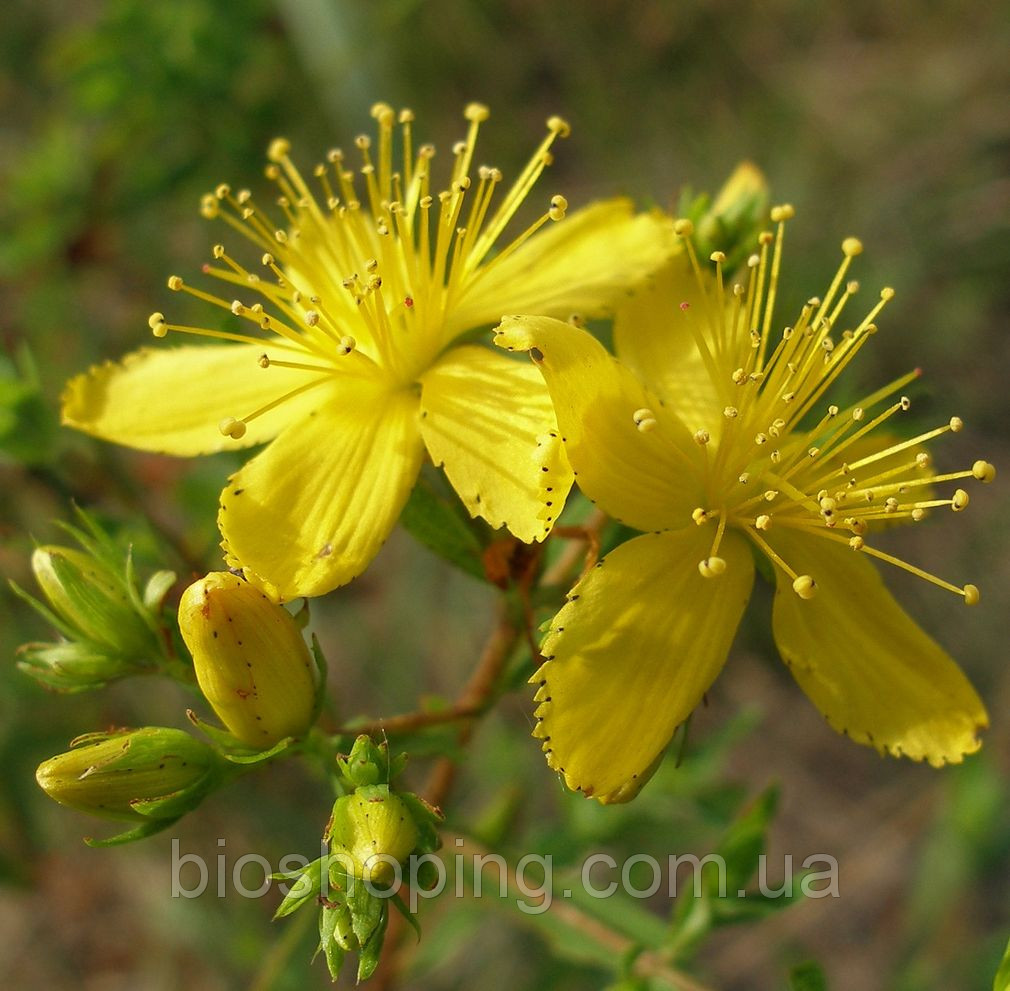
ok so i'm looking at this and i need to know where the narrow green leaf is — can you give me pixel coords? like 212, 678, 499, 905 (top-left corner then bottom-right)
399, 471, 486, 580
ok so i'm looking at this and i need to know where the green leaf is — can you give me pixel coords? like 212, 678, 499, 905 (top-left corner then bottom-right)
790, 960, 829, 991
399, 469, 486, 580
994, 935, 1010, 991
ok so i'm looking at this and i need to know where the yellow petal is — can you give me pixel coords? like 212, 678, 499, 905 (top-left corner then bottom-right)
532, 526, 754, 802
448, 201, 675, 336
419, 345, 573, 542
767, 527, 987, 765
219, 383, 424, 600
613, 259, 723, 428
494, 315, 705, 531
61, 345, 321, 455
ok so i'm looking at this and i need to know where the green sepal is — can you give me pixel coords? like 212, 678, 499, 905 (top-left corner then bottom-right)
272, 856, 326, 920
390, 891, 422, 942
84, 815, 182, 848
318, 903, 348, 980
356, 901, 389, 982
143, 569, 177, 612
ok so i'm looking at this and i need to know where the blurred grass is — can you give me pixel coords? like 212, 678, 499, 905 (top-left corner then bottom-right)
1, 1, 1008, 988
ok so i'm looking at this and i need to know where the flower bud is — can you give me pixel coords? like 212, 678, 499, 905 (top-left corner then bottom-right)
36, 727, 220, 823
17, 640, 140, 693
178, 572, 317, 748
327, 786, 420, 884
31, 545, 156, 657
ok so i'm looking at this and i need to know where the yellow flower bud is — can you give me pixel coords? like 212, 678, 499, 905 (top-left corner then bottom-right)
36, 727, 219, 822
178, 572, 317, 748
327, 786, 420, 884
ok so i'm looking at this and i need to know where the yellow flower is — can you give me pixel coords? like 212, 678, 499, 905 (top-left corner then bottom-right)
495, 208, 992, 803
61, 104, 673, 600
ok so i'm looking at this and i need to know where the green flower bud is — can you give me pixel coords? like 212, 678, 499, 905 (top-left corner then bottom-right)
31, 545, 156, 657
36, 727, 220, 823
17, 640, 140, 693
178, 572, 317, 748
327, 785, 420, 884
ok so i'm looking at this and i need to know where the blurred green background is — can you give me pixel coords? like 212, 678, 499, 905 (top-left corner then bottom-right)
1, 1, 1008, 989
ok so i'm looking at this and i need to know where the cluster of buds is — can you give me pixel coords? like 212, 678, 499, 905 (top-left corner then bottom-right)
677, 160, 770, 270
13, 511, 176, 692
35, 727, 224, 845
275, 736, 442, 982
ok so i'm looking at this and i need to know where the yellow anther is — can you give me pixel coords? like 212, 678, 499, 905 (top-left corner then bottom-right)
200, 194, 219, 218
549, 195, 568, 221
911, 508, 925, 522
354, 134, 371, 150
849, 536, 864, 550
673, 219, 695, 237
852, 408, 865, 422
215, 184, 231, 199
710, 251, 726, 263
916, 452, 931, 469
258, 354, 270, 368
846, 280, 860, 294
884, 497, 899, 513
694, 429, 711, 446
755, 514, 771, 531
972, 460, 996, 483
819, 497, 837, 514
546, 115, 571, 137
900, 396, 911, 411
764, 490, 778, 502
398, 108, 415, 123
219, 417, 247, 439
632, 408, 654, 426
770, 204, 795, 222
148, 312, 167, 338
691, 508, 709, 526
880, 287, 896, 301
370, 102, 395, 124
698, 557, 727, 578
758, 231, 774, 246
841, 237, 863, 257
951, 488, 970, 511
792, 575, 818, 599
637, 418, 658, 433
770, 450, 782, 464
963, 584, 980, 606
304, 310, 320, 327
337, 336, 356, 355
723, 406, 739, 418
464, 103, 490, 122
167, 275, 184, 291
949, 416, 964, 432
738, 472, 750, 484
731, 368, 747, 384
267, 137, 291, 162
755, 432, 768, 445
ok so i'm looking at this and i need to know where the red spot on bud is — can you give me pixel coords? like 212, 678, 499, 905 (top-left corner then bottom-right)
680, 301, 690, 311
404, 296, 414, 308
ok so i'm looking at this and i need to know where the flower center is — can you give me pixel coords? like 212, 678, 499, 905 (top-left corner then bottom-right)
146, 103, 571, 439
671, 210, 993, 603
